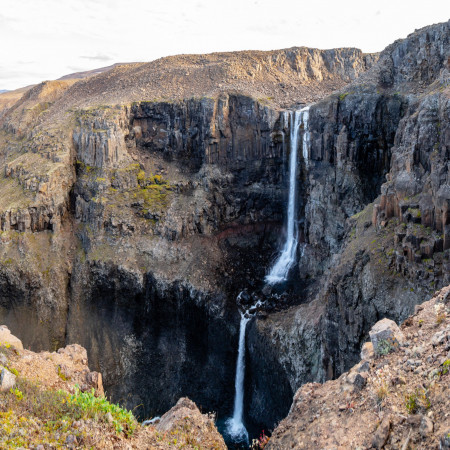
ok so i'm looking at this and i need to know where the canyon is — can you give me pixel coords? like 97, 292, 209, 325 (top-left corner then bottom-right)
0, 19, 449, 447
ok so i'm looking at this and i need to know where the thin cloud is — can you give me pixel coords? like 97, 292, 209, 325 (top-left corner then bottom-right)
80, 54, 113, 62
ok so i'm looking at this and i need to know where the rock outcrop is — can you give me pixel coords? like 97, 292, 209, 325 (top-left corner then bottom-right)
267, 286, 450, 449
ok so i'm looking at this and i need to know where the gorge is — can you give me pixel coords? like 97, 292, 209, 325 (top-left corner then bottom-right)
0, 19, 449, 448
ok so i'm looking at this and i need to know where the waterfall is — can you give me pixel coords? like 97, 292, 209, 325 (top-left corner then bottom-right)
225, 312, 250, 444
265, 106, 310, 284
301, 106, 310, 165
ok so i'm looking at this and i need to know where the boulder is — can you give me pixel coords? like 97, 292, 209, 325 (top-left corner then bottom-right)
360, 342, 375, 360
157, 398, 226, 449
0, 325, 23, 351
369, 318, 405, 354
0, 367, 16, 392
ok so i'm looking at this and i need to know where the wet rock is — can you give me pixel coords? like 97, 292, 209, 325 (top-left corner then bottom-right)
369, 318, 405, 354
0, 367, 16, 392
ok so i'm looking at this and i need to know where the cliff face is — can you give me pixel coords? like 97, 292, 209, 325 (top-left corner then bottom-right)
267, 286, 450, 449
247, 20, 450, 427
0, 44, 369, 425
0, 21, 448, 436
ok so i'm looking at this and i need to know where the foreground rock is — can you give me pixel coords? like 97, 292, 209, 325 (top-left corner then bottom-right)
267, 286, 450, 449
156, 397, 226, 449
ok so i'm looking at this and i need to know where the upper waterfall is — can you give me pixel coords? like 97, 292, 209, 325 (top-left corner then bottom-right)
265, 106, 310, 285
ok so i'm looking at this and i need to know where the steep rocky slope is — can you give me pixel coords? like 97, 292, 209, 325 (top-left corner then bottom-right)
0, 326, 226, 449
0, 19, 448, 441
247, 20, 450, 426
267, 286, 450, 449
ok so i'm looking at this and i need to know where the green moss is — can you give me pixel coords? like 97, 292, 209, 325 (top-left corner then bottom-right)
407, 207, 421, 218
339, 92, 350, 101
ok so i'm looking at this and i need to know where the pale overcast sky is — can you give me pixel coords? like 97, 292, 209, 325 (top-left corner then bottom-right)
0, 0, 449, 90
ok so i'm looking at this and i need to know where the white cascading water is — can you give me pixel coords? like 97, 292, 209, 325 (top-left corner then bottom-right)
301, 106, 310, 166
225, 312, 251, 443
265, 106, 310, 284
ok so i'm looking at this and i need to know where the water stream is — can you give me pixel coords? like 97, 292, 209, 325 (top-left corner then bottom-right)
265, 106, 310, 285
225, 312, 251, 444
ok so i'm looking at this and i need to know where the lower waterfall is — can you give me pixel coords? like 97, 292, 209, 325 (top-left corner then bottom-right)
225, 312, 251, 444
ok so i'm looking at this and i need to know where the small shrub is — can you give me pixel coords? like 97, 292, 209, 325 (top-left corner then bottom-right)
436, 312, 446, 325
405, 391, 418, 414
404, 388, 431, 414
10, 388, 23, 400
440, 360, 450, 376
376, 382, 389, 403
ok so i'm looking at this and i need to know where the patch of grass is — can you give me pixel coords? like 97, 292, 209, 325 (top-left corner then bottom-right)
69, 387, 136, 436
0, 378, 137, 446
404, 388, 431, 414
377, 339, 394, 356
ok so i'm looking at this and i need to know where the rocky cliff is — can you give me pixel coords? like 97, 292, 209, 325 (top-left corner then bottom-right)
0, 42, 375, 430
0, 20, 448, 443
267, 286, 450, 449
246, 20, 450, 428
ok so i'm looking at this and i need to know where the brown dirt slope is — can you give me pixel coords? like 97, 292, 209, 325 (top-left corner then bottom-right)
267, 286, 450, 450
43, 46, 375, 117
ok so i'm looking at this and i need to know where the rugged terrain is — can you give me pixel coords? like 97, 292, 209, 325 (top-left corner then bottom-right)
0, 326, 226, 449
267, 286, 450, 449
0, 18, 448, 444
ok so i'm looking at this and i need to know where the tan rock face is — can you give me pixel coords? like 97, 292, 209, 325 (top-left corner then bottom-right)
0, 325, 23, 350
156, 397, 227, 449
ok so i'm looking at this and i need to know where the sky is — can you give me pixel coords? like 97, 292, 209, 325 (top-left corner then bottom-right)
0, 0, 449, 91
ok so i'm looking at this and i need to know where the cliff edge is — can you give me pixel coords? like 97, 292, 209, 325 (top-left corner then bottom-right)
267, 286, 450, 449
